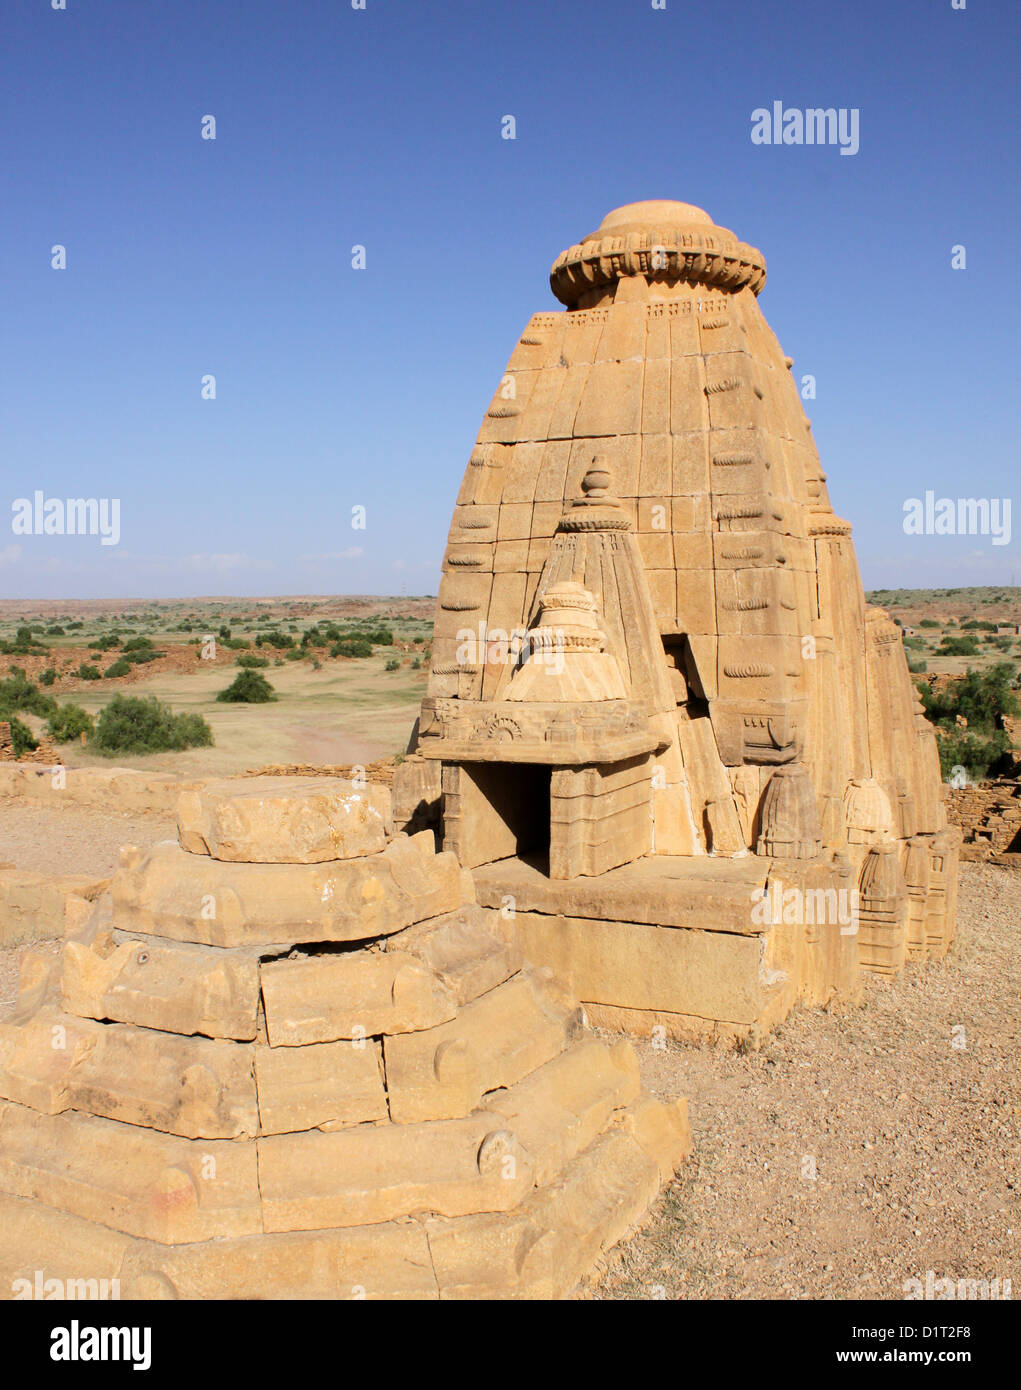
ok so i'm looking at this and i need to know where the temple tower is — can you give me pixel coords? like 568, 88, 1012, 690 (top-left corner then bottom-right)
406, 199, 959, 1042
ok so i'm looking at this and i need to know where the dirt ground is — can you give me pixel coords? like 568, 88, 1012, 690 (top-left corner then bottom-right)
591, 860, 1020, 1300
0, 804, 1016, 1300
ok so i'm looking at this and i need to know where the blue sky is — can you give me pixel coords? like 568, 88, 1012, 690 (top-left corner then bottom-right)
1, 0, 1018, 599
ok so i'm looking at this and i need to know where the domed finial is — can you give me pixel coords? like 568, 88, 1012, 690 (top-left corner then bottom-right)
550, 199, 766, 307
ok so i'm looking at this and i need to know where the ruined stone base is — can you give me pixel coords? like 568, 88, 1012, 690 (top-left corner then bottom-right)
0, 778, 690, 1301
0, 1100, 689, 1300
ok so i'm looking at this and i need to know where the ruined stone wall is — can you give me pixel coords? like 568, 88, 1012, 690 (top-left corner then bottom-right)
946, 778, 1021, 860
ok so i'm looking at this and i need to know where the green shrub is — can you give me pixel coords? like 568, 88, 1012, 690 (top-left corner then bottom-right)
411, 657, 421, 670
48, 703, 94, 743
384, 658, 400, 672
45, 625, 65, 637
0, 669, 57, 720
919, 619, 940, 628
236, 653, 270, 668
39, 668, 57, 687
906, 657, 928, 674
88, 635, 121, 651
216, 670, 276, 703
937, 728, 1013, 781
8, 715, 37, 758
103, 657, 133, 678
284, 648, 303, 661
122, 636, 154, 654
921, 663, 1019, 734
256, 631, 294, 650
77, 664, 102, 680
330, 639, 373, 659
936, 635, 980, 656
92, 695, 214, 754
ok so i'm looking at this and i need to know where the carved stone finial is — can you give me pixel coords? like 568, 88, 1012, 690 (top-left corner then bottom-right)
581, 461, 612, 498
560, 459, 629, 532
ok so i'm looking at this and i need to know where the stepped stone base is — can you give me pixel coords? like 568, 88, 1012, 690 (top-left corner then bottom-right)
0, 1097, 689, 1298
0, 777, 690, 1300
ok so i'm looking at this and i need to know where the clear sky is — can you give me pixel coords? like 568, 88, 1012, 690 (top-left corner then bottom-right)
1, 0, 1018, 599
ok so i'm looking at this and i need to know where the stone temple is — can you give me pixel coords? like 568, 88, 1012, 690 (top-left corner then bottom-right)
403, 199, 961, 1045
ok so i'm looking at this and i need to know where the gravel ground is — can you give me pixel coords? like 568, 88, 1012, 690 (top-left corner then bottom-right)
0, 797, 177, 877
0, 800, 1016, 1300
592, 861, 1020, 1299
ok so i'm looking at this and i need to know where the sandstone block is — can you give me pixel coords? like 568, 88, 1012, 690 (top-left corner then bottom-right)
0, 1192, 132, 1298
0, 1009, 101, 1115
620, 1095, 693, 1180
529, 1126, 662, 1297
111, 833, 465, 947
118, 1221, 438, 1300
0, 869, 109, 948
424, 1208, 555, 1300
62, 932, 261, 1041
257, 1116, 534, 1232
481, 1038, 641, 1184
177, 776, 391, 863
254, 1038, 387, 1134
0, 1011, 258, 1139
383, 972, 575, 1124
513, 911, 783, 1027
385, 903, 523, 1006
0, 1102, 261, 1243
261, 949, 457, 1046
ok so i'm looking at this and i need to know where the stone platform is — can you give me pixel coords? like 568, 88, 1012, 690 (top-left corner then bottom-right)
475, 853, 862, 1045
